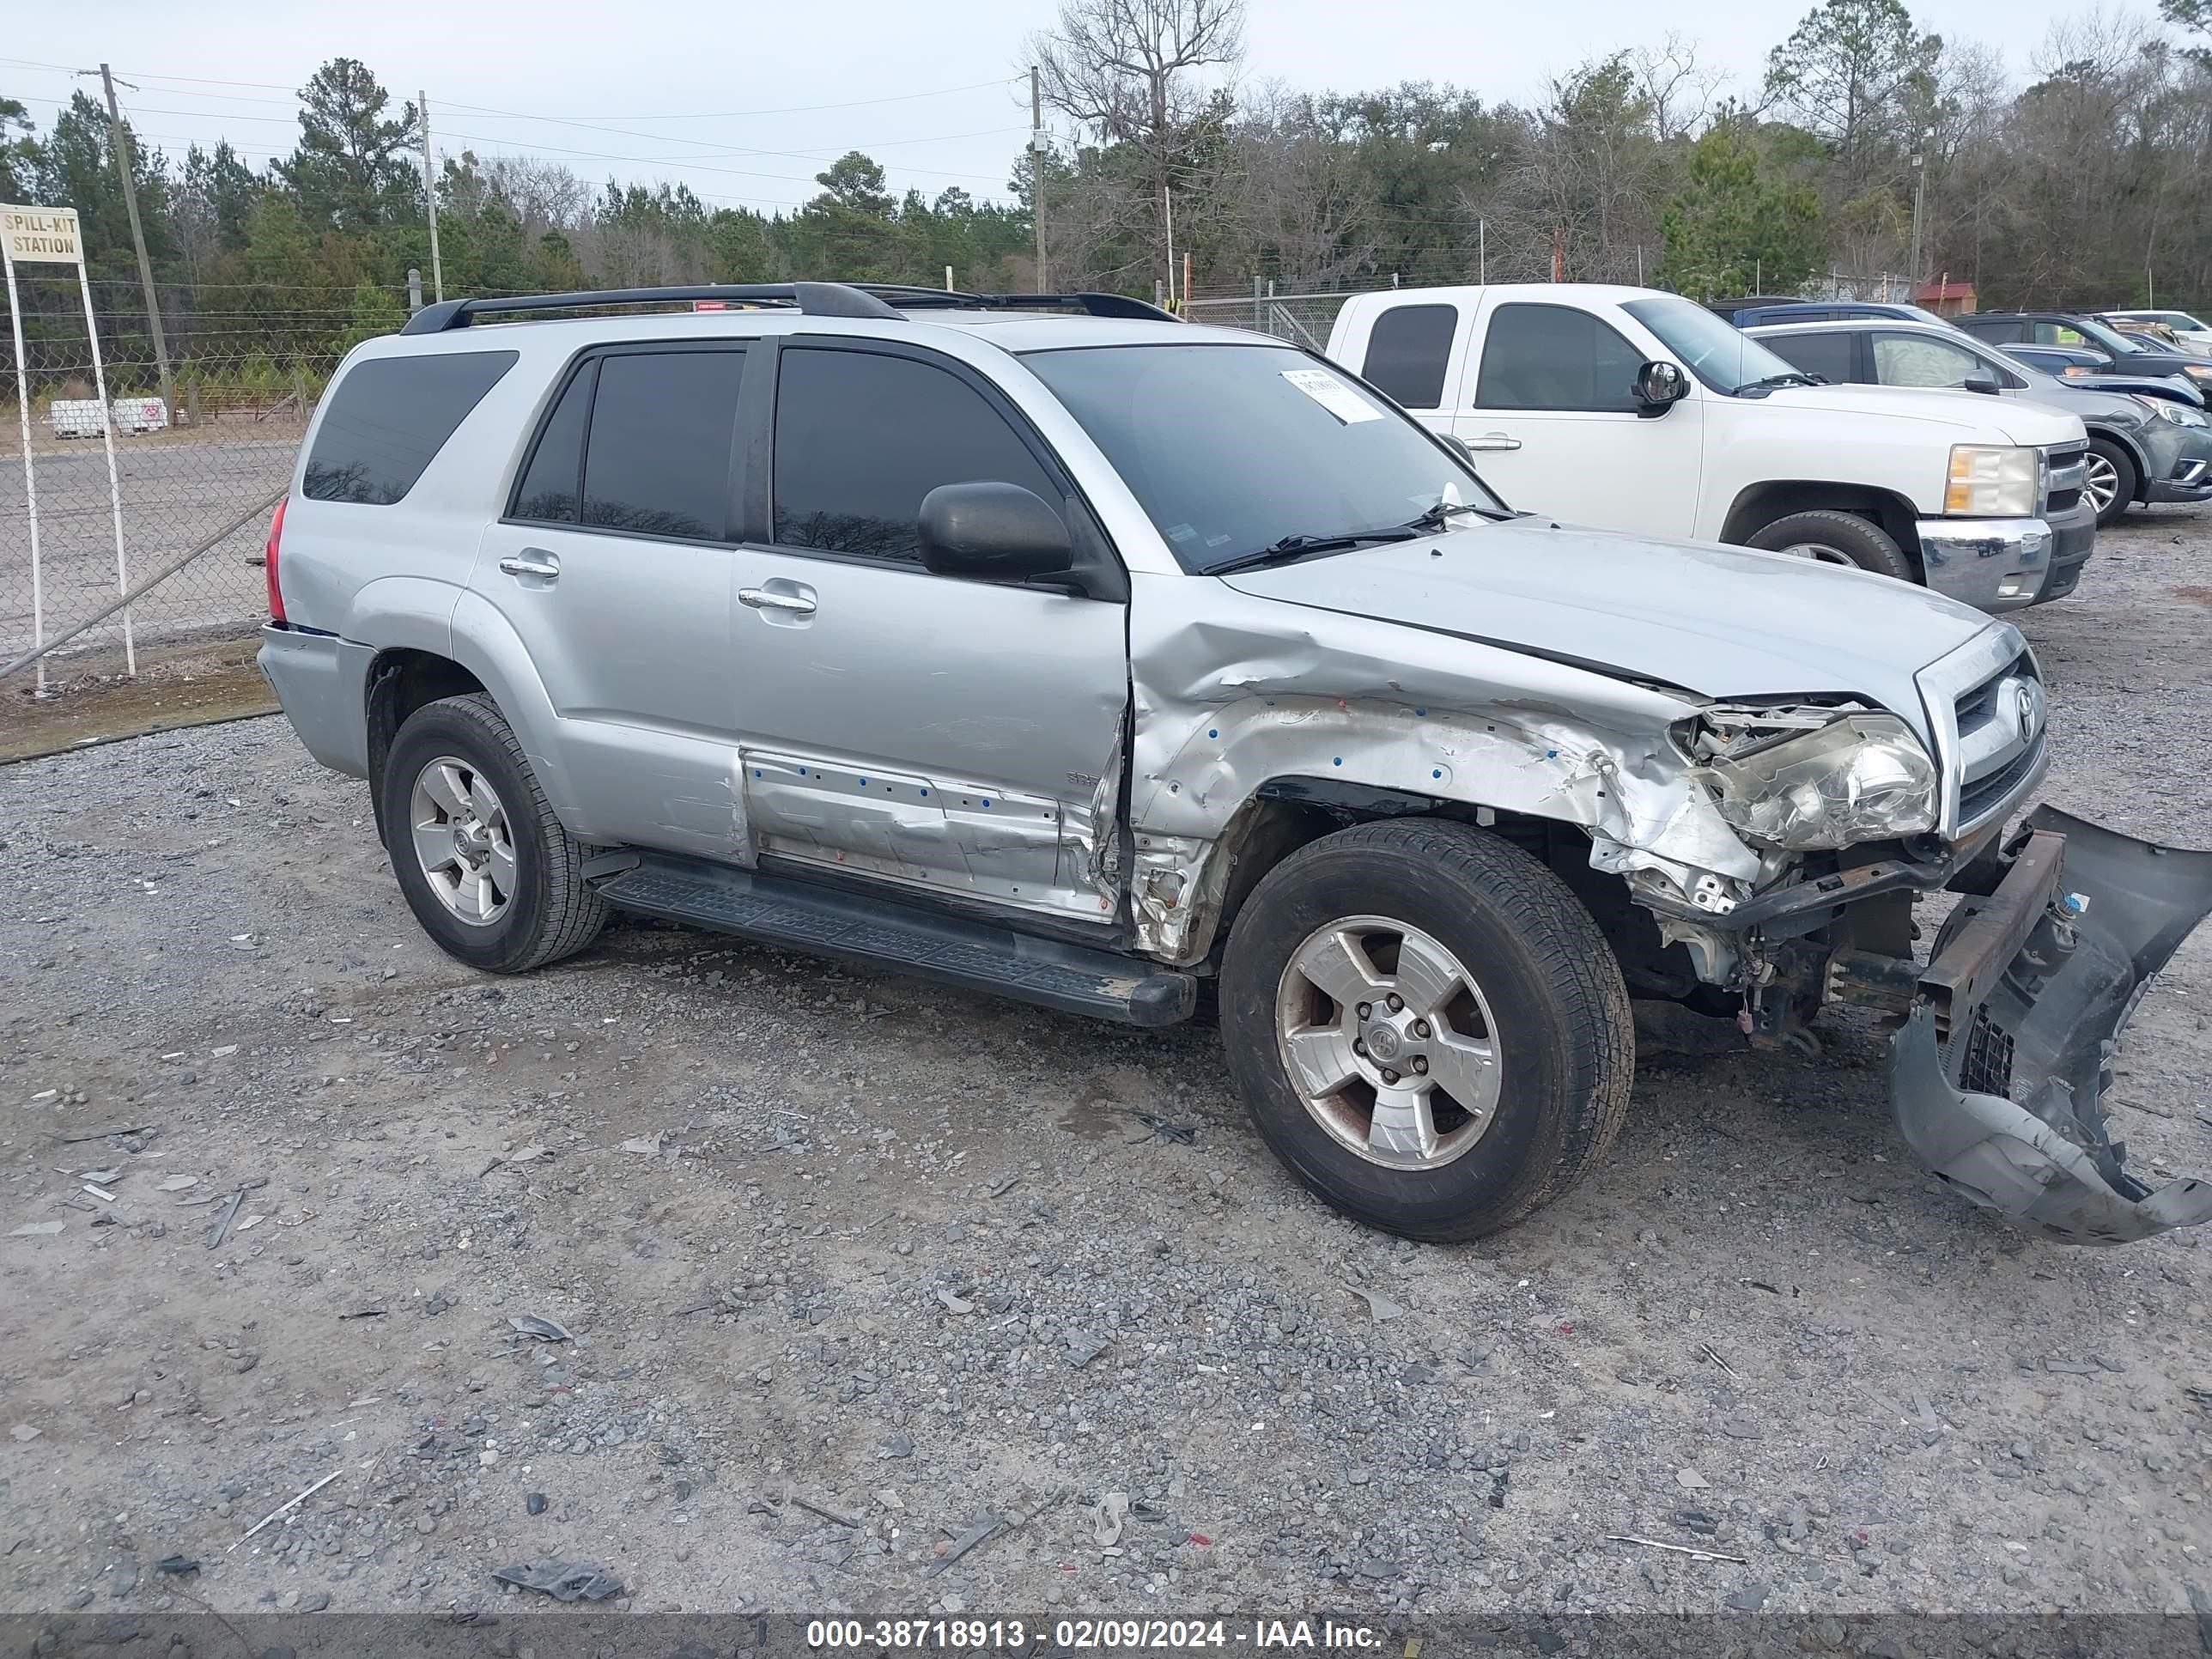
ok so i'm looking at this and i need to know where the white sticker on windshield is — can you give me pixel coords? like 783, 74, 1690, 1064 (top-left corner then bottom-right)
1281, 368, 1382, 424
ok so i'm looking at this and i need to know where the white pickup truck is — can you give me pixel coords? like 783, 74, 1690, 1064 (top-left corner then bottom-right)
1326, 284, 2099, 610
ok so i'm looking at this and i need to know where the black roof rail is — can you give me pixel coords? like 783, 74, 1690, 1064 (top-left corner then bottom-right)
854, 286, 1180, 322
398, 282, 901, 335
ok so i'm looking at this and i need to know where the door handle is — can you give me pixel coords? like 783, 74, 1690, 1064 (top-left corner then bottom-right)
499, 553, 561, 580
1462, 433, 1522, 452
738, 586, 817, 617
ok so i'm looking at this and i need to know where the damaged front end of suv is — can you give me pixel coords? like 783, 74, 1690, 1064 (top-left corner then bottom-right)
1653, 643, 2212, 1244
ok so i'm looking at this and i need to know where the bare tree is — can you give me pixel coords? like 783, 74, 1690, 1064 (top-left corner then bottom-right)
1630, 33, 1729, 141
1031, 0, 1246, 293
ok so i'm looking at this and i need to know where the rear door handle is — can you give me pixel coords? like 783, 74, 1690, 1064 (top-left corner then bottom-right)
738, 585, 817, 617
499, 552, 561, 580
1462, 433, 1522, 452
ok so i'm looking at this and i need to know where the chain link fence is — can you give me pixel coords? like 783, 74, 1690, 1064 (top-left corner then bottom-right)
1181, 285, 1358, 348
3, 275, 339, 701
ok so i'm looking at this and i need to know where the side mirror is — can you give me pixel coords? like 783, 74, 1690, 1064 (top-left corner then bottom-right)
1634, 359, 1689, 415
1442, 434, 1476, 465
918, 482, 1073, 581
1962, 368, 2002, 395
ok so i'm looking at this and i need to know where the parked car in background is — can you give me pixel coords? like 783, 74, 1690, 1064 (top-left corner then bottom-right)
2099, 309, 2212, 353
2000, 342, 2208, 406
1957, 310, 2212, 394
1748, 318, 2212, 529
1714, 300, 1950, 329
1327, 283, 2096, 610
255, 279, 2212, 1245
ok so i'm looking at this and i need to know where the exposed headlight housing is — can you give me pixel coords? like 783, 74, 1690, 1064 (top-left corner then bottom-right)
1945, 444, 2039, 517
2151, 398, 2210, 426
1696, 711, 1939, 850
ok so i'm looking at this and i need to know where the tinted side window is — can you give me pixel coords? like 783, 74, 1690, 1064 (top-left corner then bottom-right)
1872, 332, 1985, 388
1361, 304, 1457, 409
510, 362, 595, 524
304, 350, 516, 505
1762, 331, 1858, 384
580, 349, 746, 541
1960, 317, 2023, 343
1475, 304, 1644, 413
772, 349, 1060, 565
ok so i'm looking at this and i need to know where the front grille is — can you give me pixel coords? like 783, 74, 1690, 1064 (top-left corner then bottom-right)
1951, 649, 2046, 831
2041, 441, 2088, 516
1957, 1005, 2016, 1097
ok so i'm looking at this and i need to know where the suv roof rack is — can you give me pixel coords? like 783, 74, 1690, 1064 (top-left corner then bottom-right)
400, 283, 905, 334
854, 285, 1178, 321
398, 282, 1178, 336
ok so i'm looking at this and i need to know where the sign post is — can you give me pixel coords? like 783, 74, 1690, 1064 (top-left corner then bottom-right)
3, 203, 136, 690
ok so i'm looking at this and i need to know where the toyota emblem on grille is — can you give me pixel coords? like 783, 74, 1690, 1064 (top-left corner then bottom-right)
2008, 678, 2045, 743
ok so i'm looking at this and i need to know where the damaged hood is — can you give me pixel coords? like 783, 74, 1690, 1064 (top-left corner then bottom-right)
1217, 518, 1997, 729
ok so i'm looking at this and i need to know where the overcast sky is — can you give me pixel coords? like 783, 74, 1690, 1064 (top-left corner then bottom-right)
5, 0, 2108, 216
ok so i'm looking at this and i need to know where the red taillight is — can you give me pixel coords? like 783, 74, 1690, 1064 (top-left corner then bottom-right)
264, 496, 289, 623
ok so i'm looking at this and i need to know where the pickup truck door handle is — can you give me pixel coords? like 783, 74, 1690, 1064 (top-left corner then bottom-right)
498, 552, 561, 580
738, 585, 817, 617
1462, 433, 1523, 452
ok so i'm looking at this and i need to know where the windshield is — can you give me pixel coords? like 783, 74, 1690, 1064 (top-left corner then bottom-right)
2074, 316, 2151, 356
1620, 295, 1806, 394
1021, 343, 1504, 574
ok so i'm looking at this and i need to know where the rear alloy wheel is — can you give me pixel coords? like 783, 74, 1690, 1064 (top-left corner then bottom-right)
381, 693, 609, 973
1219, 819, 1633, 1241
2082, 439, 2137, 529
1744, 509, 1917, 585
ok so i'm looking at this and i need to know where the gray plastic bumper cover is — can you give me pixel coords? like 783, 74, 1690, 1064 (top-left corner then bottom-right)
1887, 805, 2212, 1244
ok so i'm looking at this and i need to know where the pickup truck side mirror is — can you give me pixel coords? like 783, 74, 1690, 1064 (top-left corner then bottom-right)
919, 483, 1075, 582
1442, 434, 1477, 465
1633, 360, 1690, 416
1962, 368, 2002, 395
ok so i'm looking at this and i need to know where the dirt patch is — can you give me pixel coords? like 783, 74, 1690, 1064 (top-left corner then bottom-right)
1, 635, 276, 763
2172, 584, 2212, 607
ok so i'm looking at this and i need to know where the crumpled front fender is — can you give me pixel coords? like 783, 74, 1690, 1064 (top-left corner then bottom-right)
1887, 806, 2212, 1244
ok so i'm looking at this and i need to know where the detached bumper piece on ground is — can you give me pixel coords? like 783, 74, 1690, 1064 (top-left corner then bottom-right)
1890, 806, 2212, 1243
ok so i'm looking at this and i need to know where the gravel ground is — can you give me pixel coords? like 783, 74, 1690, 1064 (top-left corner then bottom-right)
2, 512, 2209, 1626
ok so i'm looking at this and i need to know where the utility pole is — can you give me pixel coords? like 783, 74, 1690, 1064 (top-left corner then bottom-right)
98, 65, 174, 424
1906, 129, 1931, 300
1164, 185, 1176, 307
420, 91, 445, 303
1030, 66, 1047, 293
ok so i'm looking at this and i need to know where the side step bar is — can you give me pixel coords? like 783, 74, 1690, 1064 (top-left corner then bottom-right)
591, 853, 1197, 1028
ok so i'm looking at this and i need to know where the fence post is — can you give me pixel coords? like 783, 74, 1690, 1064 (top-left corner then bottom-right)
407, 267, 423, 314
292, 367, 307, 416
1253, 276, 1262, 330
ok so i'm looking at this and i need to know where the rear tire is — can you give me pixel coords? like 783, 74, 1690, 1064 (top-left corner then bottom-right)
1745, 510, 1917, 584
2083, 438, 2137, 528
380, 693, 609, 974
1218, 819, 1632, 1241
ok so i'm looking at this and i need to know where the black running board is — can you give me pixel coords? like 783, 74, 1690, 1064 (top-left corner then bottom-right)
592, 853, 1196, 1028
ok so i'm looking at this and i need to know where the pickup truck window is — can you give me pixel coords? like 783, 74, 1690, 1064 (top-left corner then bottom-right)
1474, 303, 1644, 412
580, 349, 747, 542
1622, 295, 1808, 396
1360, 303, 1456, 409
772, 346, 1061, 565
1023, 342, 1500, 574
1761, 331, 1856, 385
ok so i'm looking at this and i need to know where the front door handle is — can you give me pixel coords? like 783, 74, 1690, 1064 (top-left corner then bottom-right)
738, 586, 817, 617
1462, 433, 1522, 452
499, 553, 561, 580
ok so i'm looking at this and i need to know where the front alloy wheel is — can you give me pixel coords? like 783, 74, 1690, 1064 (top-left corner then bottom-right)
1275, 916, 1504, 1169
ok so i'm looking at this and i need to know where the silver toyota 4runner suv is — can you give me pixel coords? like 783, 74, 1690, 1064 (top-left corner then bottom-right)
258, 282, 2212, 1245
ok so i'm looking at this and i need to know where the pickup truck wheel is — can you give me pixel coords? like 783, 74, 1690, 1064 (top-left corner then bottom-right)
1744, 510, 1916, 584
2082, 439, 2136, 527
380, 693, 609, 974
1218, 820, 1632, 1241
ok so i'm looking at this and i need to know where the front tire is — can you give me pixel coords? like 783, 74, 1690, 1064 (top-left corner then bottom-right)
1218, 820, 1632, 1241
1744, 509, 1917, 584
2083, 438, 2137, 528
380, 693, 609, 974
